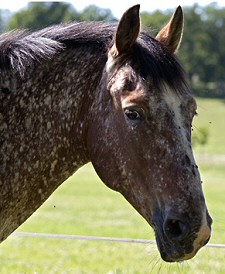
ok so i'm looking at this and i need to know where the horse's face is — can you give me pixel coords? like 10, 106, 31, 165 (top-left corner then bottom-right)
88, 5, 212, 262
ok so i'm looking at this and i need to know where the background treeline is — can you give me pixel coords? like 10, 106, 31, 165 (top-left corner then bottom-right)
0, 2, 225, 98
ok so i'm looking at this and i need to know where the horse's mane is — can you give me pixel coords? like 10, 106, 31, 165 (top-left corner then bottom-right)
0, 21, 188, 93
0, 22, 114, 77
0, 29, 62, 77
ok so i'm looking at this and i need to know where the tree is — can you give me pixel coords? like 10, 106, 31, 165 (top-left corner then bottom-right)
80, 5, 116, 22
6, 3, 117, 31
141, 10, 169, 36
7, 2, 79, 30
178, 4, 225, 96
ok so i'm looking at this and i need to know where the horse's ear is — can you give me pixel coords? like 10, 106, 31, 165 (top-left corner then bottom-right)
155, 6, 183, 53
113, 5, 140, 56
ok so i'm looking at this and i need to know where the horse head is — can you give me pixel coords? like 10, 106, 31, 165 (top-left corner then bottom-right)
88, 5, 212, 262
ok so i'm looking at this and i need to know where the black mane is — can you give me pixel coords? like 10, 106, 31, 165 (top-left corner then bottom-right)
0, 22, 114, 77
0, 21, 188, 92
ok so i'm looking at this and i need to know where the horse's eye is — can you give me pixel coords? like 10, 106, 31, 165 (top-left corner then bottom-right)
124, 108, 145, 121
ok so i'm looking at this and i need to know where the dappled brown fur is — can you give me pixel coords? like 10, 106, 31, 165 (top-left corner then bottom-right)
0, 5, 211, 263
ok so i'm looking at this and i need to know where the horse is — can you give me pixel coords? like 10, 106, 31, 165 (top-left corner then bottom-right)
0, 5, 212, 262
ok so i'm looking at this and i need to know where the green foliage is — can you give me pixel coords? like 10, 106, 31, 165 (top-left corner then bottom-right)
179, 3, 225, 90
141, 11, 169, 35
7, 2, 79, 30
5, 2, 116, 31
79, 5, 116, 22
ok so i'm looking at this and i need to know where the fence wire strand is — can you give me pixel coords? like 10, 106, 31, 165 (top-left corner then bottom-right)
12, 232, 225, 249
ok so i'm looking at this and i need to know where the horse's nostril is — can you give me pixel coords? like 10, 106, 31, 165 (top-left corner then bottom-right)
164, 218, 190, 241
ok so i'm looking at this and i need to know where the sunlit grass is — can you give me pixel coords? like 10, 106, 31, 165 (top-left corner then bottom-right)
193, 97, 225, 155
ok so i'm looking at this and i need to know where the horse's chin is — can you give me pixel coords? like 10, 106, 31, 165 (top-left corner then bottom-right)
156, 235, 192, 263
157, 236, 210, 262
155, 236, 196, 262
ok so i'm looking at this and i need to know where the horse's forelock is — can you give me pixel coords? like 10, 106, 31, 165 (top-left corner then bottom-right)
107, 31, 189, 95
133, 33, 189, 95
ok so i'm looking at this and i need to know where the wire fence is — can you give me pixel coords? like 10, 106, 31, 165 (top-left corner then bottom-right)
12, 232, 225, 249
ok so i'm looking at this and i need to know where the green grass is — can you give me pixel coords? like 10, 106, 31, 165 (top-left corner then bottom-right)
0, 97, 225, 273
193, 97, 225, 155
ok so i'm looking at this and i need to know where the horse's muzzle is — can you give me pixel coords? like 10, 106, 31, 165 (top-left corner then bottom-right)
153, 209, 212, 262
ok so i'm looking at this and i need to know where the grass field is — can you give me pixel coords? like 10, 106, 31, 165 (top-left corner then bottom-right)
0, 97, 225, 273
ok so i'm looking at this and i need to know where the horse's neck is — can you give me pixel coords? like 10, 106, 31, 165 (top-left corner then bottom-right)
2, 48, 95, 173
0, 47, 105, 242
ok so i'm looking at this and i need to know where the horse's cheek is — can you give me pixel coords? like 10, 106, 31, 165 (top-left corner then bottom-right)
87, 113, 118, 189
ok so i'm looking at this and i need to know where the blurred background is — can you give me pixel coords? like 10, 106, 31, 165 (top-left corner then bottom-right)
0, 1, 225, 273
